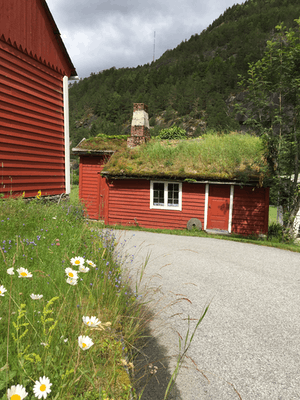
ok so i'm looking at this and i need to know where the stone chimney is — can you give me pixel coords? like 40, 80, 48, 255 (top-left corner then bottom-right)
127, 103, 150, 148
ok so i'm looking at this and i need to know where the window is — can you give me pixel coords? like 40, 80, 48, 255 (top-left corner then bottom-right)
150, 181, 182, 210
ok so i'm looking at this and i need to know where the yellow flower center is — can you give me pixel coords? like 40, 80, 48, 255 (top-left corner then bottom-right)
40, 384, 46, 392
87, 321, 90, 325
75, 260, 80, 264
69, 272, 74, 277
82, 343, 87, 348
11, 395, 21, 400
21, 272, 27, 277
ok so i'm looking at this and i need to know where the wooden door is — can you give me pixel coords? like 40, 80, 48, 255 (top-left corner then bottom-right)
207, 185, 230, 230
98, 173, 107, 220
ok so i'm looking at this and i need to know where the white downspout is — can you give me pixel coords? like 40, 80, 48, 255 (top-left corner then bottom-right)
228, 185, 234, 233
204, 183, 209, 230
63, 76, 70, 194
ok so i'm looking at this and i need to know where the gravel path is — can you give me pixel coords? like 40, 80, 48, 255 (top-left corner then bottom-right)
115, 230, 300, 400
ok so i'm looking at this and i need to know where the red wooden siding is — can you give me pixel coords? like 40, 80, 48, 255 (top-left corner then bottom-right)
1, 0, 74, 76
232, 186, 269, 235
79, 156, 109, 219
0, 42, 67, 198
106, 180, 205, 229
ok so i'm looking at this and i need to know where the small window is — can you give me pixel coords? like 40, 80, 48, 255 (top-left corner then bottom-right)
150, 181, 182, 210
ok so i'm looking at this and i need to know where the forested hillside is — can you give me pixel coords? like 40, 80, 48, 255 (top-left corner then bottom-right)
69, 0, 300, 149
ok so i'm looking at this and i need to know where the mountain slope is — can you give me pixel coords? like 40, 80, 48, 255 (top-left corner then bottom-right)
69, 0, 300, 148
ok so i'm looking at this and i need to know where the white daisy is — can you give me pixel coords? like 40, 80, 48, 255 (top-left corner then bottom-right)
33, 376, 52, 399
78, 335, 94, 350
30, 294, 43, 300
66, 277, 78, 286
78, 265, 90, 273
0, 285, 7, 297
7, 384, 28, 399
65, 267, 78, 279
86, 260, 96, 268
82, 316, 101, 327
70, 256, 85, 267
7, 267, 14, 275
16, 267, 33, 278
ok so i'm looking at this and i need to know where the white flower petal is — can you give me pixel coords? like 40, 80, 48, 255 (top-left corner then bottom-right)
33, 376, 52, 399
78, 335, 94, 350
0, 285, 7, 297
7, 384, 28, 399
7, 267, 14, 275
16, 267, 32, 278
30, 294, 43, 300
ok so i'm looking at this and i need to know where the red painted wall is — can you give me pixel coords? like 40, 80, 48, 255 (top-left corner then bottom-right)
79, 156, 110, 219
0, 0, 73, 76
232, 186, 269, 235
0, 42, 66, 198
106, 179, 205, 229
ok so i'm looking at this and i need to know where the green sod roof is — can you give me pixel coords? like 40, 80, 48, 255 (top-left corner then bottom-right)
73, 132, 267, 184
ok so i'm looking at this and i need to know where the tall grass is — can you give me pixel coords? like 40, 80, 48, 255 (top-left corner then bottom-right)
0, 194, 147, 399
105, 132, 266, 181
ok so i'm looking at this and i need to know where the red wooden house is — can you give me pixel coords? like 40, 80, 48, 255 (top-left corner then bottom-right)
73, 104, 269, 236
0, 0, 77, 198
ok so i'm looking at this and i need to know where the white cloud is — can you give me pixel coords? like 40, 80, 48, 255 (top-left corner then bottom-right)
46, 0, 245, 77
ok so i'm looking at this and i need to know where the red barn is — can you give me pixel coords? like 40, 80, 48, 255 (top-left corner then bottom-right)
0, 0, 77, 198
73, 104, 269, 236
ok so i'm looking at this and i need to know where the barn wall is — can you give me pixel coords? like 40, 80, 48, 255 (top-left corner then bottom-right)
79, 156, 109, 219
0, 41, 67, 198
107, 179, 205, 229
1, 0, 73, 76
232, 186, 269, 235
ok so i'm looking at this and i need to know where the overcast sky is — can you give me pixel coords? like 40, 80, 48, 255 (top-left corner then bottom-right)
46, 0, 245, 79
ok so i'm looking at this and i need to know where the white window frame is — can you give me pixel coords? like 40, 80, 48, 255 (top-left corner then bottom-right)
150, 181, 182, 210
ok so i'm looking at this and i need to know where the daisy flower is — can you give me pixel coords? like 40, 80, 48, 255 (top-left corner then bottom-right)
16, 267, 33, 278
0, 285, 7, 297
66, 277, 78, 286
78, 335, 94, 350
82, 316, 101, 327
33, 376, 52, 399
78, 265, 90, 273
86, 260, 96, 268
70, 256, 85, 267
7, 267, 14, 275
65, 267, 78, 279
30, 294, 43, 300
7, 384, 28, 399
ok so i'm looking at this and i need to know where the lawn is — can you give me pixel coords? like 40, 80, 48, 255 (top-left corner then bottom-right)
0, 191, 147, 400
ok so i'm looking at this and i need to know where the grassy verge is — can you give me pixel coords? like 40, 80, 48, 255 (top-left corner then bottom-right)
0, 192, 148, 399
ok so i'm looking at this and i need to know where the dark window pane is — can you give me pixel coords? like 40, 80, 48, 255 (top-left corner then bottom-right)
153, 182, 164, 205
168, 183, 179, 206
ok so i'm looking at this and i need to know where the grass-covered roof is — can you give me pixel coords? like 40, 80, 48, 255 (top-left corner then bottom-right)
72, 134, 129, 154
106, 133, 267, 183
74, 132, 267, 183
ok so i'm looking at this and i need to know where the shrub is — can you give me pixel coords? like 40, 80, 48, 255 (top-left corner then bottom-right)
157, 126, 186, 140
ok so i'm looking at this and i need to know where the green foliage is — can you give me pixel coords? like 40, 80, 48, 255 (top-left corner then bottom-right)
69, 0, 300, 148
238, 18, 300, 235
0, 196, 147, 399
157, 126, 187, 140
268, 222, 284, 241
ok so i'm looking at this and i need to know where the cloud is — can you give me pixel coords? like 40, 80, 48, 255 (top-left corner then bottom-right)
46, 0, 244, 77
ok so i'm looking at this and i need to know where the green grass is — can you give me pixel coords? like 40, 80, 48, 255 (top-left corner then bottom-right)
269, 205, 278, 224
103, 132, 266, 182
0, 192, 148, 399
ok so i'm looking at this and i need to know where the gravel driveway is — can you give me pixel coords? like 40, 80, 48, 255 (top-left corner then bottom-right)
115, 230, 300, 400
